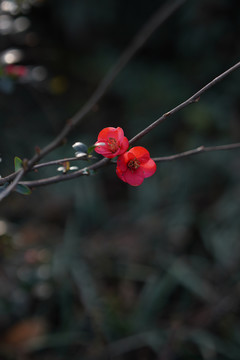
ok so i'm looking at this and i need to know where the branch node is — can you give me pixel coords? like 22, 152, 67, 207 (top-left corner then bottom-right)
22, 158, 29, 170
164, 111, 171, 117
35, 146, 41, 155
194, 96, 201, 103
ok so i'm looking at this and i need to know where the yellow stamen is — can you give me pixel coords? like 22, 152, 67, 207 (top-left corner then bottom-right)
128, 158, 140, 172
107, 137, 118, 152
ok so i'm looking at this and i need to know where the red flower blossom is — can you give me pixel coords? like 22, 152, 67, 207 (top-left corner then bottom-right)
5, 65, 28, 78
95, 127, 129, 159
116, 146, 156, 186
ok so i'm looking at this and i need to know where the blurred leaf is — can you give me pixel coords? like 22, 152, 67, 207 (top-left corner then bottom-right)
133, 273, 177, 330
166, 259, 218, 303
3, 317, 47, 351
107, 330, 165, 357
22, 332, 88, 352
189, 329, 240, 360
53, 217, 101, 316
87, 145, 97, 155
15, 184, 31, 195
0, 78, 14, 94
14, 156, 22, 172
201, 189, 240, 267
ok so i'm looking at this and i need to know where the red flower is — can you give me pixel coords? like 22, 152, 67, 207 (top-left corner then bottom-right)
116, 146, 156, 186
95, 127, 129, 159
5, 65, 28, 78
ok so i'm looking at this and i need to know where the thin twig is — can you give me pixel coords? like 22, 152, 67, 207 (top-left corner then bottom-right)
153, 142, 240, 162
0, 169, 24, 201
129, 61, 240, 145
19, 158, 110, 188
33, 155, 91, 169
0, 156, 93, 186
0, 171, 18, 185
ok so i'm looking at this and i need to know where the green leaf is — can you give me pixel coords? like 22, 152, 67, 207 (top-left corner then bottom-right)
15, 184, 31, 195
14, 156, 22, 171
87, 145, 96, 155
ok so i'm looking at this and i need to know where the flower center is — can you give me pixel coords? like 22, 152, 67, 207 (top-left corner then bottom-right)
107, 137, 118, 152
128, 158, 140, 172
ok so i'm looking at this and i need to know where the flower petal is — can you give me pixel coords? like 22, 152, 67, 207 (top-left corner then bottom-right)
123, 167, 145, 186
114, 127, 125, 142
119, 136, 129, 153
117, 152, 135, 171
97, 127, 118, 140
95, 146, 117, 158
95, 127, 128, 158
141, 159, 157, 178
129, 146, 150, 163
116, 167, 126, 182
97, 127, 124, 142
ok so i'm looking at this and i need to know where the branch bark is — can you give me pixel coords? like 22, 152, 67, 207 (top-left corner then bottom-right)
153, 142, 240, 162
129, 61, 240, 145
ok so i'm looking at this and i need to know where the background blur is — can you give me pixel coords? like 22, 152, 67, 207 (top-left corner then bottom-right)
1, 0, 240, 359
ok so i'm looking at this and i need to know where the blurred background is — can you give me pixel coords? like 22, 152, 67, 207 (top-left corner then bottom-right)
1, 0, 240, 359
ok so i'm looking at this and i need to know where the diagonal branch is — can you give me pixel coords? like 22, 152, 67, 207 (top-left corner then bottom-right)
0, 169, 24, 201
19, 158, 110, 188
129, 60, 240, 145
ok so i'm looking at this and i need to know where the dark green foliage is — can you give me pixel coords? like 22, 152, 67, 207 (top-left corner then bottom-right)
1, 0, 240, 359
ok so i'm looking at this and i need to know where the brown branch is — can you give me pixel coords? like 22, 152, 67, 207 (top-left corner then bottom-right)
0, 171, 18, 185
33, 155, 92, 169
129, 60, 240, 145
19, 158, 110, 189
0, 155, 94, 186
153, 142, 240, 162
0, 169, 24, 201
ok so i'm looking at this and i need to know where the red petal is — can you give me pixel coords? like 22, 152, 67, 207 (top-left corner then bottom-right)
116, 167, 126, 182
119, 136, 129, 153
141, 159, 157, 178
117, 151, 136, 171
129, 146, 150, 163
123, 167, 144, 186
97, 127, 124, 143
95, 146, 117, 158
115, 127, 125, 142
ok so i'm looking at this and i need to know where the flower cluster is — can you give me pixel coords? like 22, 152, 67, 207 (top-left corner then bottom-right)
95, 127, 156, 186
